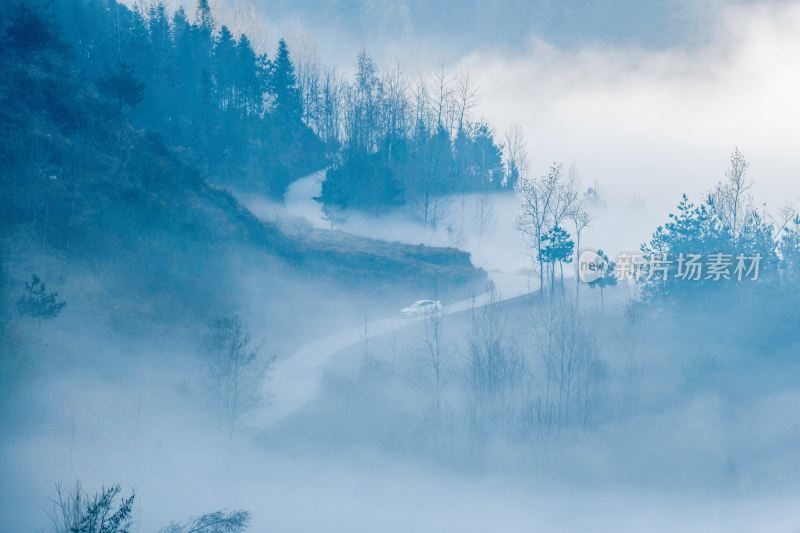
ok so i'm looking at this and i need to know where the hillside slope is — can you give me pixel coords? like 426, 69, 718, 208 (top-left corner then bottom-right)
0, 3, 484, 326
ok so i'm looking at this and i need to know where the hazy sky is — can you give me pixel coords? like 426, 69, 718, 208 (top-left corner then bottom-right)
464, 0, 800, 219
236, 0, 757, 61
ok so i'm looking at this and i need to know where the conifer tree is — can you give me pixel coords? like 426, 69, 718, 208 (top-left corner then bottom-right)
96, 62, 146, 111
269, 38, 302, 122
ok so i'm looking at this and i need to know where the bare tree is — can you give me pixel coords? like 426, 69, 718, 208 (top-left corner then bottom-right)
613, 299, 643, 418
515, 164, 561, 294
384, 324, 401, 374
343, 52, 384, 154
429, 66, 454, 132
412, 71, 432, 130
711, 147, 752, 241
319, 67, 344, 147
161, 510, 250, 533
516, 162, 587, 296
771, 204, 798, 242
278, 215, 313, 242
419, 304, 451, 428
382, 63, 411, 153
209, 0, 268, 50
504, 124, 528, 189
526, 299, 601, 440
571, 208, 592, 305
554, 164, 581, 229
453, 73, 479, 133
565, 166, 593, 306
296, 52, 322, 132
467, 288, 525, 443
361, 314, 374, 367
49, 482, 134, 533
473, 188, 494, 236
200, 315, 272, 440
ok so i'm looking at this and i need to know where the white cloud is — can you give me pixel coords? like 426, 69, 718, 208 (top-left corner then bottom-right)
460, 1, 800, 248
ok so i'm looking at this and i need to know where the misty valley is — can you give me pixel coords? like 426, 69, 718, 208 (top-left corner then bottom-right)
2, 1, 800, 532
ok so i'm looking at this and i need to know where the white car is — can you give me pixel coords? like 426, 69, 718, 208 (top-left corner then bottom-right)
401, 300, 443, 318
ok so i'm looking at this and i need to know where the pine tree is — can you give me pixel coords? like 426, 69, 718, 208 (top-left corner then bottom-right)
779, 216, 800, 281
640, 194, 730, 298
195, 0, 214, 39
6, 3, 57, 57
96, 62, 146, 111
587, 249, 617, 310
213, 25, 237, 109
16, 274, 66, 320
470, 123, 504, 190
540, 225, 574, 292
269, 38, 302, 122
235, 34, 262, 114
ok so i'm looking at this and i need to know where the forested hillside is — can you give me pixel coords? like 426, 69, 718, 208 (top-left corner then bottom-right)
302, 54, 512, 224
49, 0, 325, 197
0, 0, 486, 330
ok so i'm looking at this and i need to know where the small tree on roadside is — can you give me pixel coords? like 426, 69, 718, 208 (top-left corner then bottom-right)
320, 202, 348, 230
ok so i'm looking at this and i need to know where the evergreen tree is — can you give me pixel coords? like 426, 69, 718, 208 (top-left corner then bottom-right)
269, 38, 302, 122
540, 226, 575, 264
16, 274, 66, 320
6, 3, 57, 57
587, 249, 617, 309
779, 215, 800, 282
540, 225, 574, 291
96, 62, 146, 111
195, 0, 214, 39
469, 123, 504, 190
235, 34, 263, 114
214, 25, 238, 109
737, 209, 778, 276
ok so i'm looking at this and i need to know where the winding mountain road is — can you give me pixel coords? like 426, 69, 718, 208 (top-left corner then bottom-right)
247, 172, 534, 429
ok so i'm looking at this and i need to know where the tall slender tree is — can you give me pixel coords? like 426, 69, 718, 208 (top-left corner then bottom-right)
269, 38, 302, 122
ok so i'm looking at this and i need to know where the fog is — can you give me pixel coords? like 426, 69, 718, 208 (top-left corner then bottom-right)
8, 296, 800, 533
225, 0, 800, 253
8, 181, 799, 531
463, 1, 800, 238
4, 1, 800, 532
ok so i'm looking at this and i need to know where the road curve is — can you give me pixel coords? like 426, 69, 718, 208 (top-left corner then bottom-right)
247, 172, 535, 429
